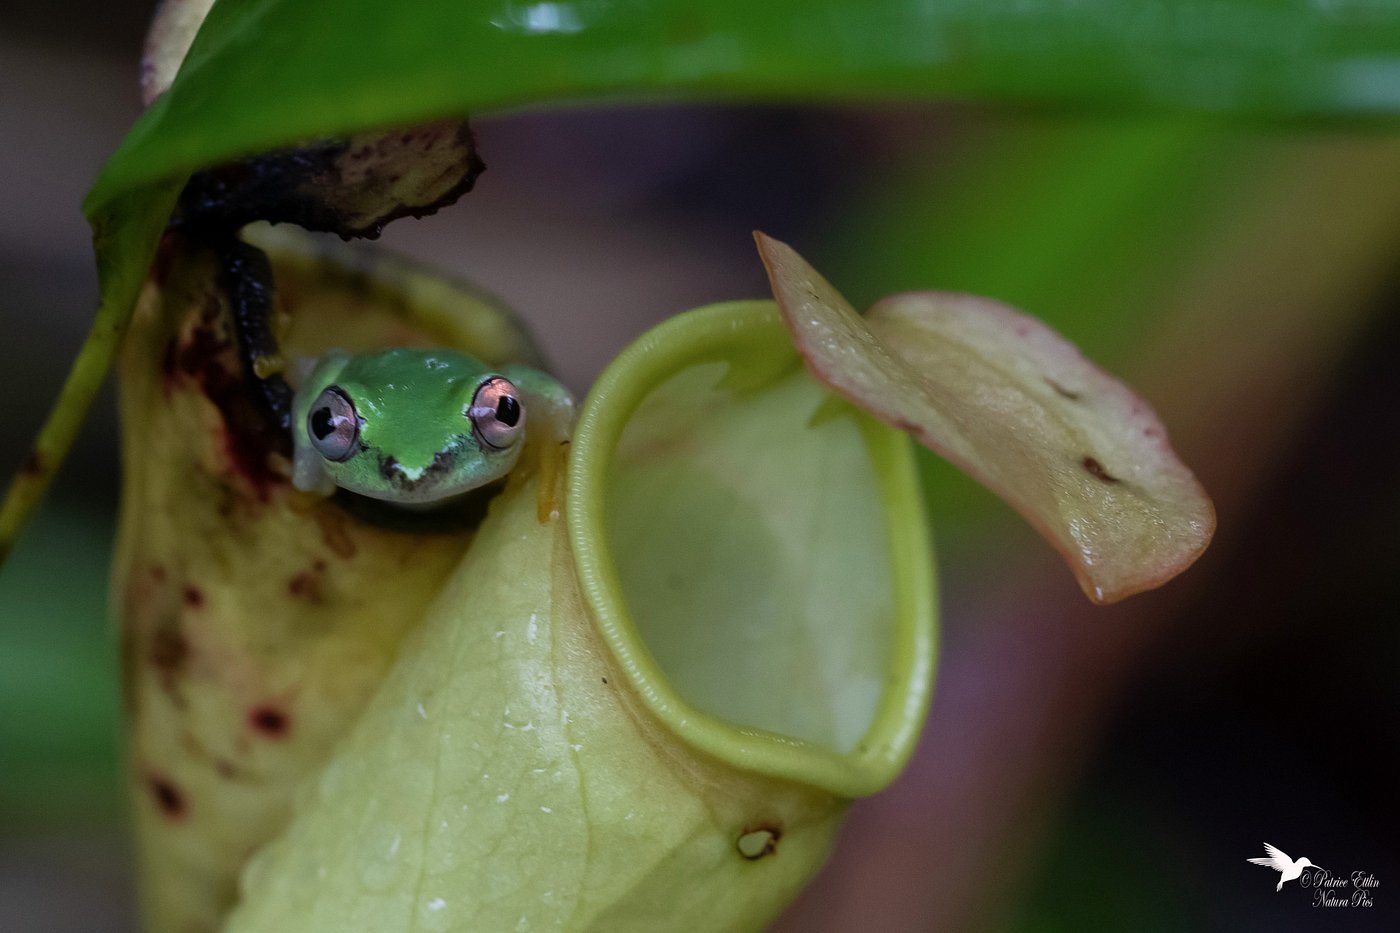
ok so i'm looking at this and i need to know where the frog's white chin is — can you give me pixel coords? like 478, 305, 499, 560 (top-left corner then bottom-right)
379, 493, 469, 513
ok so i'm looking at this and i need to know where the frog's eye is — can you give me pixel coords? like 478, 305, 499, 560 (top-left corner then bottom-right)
469, 376, 525, 450
307, 386, 360, 461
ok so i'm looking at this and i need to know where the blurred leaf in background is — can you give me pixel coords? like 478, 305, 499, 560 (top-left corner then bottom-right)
828, 116, 1248, 548
0, 502, 120, 824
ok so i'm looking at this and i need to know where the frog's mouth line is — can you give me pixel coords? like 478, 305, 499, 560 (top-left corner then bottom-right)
333, 475, 507, 532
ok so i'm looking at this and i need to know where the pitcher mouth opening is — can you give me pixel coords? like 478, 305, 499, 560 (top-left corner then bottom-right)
567, 301, 937, 797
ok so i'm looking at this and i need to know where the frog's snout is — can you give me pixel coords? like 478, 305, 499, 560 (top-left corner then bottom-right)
379, 452, 450, 488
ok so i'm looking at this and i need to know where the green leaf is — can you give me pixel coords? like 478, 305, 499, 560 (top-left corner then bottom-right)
8, 0, 1400, 560
95, 0, 1400, 212
80, 0, 1400, 367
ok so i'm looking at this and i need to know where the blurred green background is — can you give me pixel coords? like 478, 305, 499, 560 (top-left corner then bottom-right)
2, 2, 1399, 931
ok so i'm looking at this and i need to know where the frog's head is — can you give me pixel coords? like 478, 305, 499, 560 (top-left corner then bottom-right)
292, 348, 525, 504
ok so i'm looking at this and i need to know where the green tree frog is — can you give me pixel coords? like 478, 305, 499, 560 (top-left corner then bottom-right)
291, 347, 573, 505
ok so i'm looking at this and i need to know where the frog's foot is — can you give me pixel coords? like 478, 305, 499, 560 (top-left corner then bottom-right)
211, 235, 295, 436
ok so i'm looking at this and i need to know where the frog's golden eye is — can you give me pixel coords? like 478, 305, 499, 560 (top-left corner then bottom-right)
469, 376, 524, 450
308, 386, 360, 461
